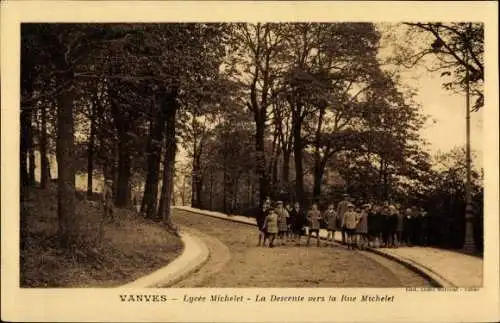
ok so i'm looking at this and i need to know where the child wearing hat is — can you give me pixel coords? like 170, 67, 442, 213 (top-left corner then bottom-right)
307, 202, 322, 247
343, 203, 359, 249
322, 203, 338, 247
263, 204, 279, 248
355, 204, 370, 249
275, 200, 289, 246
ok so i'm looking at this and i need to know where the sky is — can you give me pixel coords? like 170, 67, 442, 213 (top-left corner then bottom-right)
375, 23, 483, 169
412, 69, 483, 165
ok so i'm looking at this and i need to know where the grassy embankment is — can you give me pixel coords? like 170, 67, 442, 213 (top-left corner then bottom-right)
20, 184, 183, 287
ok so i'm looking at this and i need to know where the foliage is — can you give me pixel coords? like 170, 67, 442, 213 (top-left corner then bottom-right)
21, 22, 484, 253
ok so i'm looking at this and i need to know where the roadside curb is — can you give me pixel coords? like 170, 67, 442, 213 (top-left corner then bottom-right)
365, 248, 452, 288
120, 227, 210, 288
174, 206, 454, 288
174, 206, 257, 227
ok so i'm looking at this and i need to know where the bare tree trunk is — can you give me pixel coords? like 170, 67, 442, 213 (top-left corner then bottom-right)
28, 110, 36, 186
313, 158, 327, 198
20, 110, 30, 187
196, 175, 204, 209
86, 100, 96, 197
209, 169, 213, 210
292, 108, 304, 204
254, 111, 269, 205
142, 98, 164, 218
232, 177, 240, 213
191, 149, 202, 208
157, 89, 178, 224
115, 136, 131, 206
40, 103, 50, 189
271, 139, 280, 191
56, 81, 77, 249
109, 90, 132, 207
312, 106, 326, 199
282, 149, 291, 188
247, 172, 252, 207
223, 160, 228, 213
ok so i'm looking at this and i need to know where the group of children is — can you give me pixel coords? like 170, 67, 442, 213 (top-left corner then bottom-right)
257, 194, 427, 249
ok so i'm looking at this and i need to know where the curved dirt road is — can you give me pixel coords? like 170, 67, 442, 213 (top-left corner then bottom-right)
172, 209, 432, 287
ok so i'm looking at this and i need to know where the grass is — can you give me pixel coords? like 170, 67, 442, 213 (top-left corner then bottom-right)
20, 184, 183, 288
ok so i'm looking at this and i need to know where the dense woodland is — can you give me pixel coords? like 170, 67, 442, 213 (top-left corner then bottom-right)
20, 23, 484, 252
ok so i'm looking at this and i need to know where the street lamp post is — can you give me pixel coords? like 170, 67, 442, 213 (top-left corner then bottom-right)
463, 37, 476, 253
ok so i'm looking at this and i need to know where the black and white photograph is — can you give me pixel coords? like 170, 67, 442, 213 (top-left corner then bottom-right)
2, 1, 499, 322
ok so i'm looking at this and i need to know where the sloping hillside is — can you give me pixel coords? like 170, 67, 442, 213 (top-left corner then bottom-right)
20, 184, 183, 287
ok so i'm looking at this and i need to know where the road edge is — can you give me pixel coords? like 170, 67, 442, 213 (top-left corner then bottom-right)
119, 227, 210, 288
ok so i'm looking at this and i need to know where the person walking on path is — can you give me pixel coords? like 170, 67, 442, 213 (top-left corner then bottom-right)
356, 204, 370, 249
322, 203, 338, 247
343, 204, 359, 249
262, 203, 279, 248
290, 202, 307, 246
257, 197, 271, 246
307, 202, 322, 247
275, 200, 289, 246
102, 179, 114, 222
337, 194, 350, 244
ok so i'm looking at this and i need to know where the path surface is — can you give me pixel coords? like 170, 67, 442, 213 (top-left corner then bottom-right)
172, 209, 432, 287
168, 227, 231, 288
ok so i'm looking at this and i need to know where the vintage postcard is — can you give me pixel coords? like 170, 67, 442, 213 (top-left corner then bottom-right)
1, 1, 499, 322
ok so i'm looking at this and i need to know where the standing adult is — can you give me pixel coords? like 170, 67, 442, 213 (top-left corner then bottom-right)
336, 194, 350, 245
290, 202, 307, 246
307, 202, 322, 247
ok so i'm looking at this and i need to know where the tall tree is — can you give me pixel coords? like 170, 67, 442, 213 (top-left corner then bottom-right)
229, 23, 286, 205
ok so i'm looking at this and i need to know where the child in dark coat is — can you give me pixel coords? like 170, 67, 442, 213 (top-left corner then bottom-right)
290, 202, 307, 245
